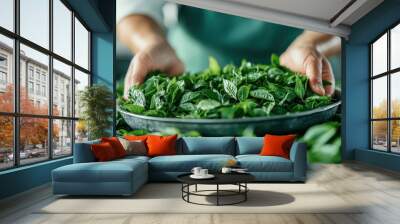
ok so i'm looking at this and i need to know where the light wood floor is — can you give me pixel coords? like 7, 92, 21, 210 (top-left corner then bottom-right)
1, 162, 400, 224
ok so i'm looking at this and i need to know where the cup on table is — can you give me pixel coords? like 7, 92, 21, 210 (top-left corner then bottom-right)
221, 167, 232, 174
199, 169, 208, 176
191, 167, 202, 176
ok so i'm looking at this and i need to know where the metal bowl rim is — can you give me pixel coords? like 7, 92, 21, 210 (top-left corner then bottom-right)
118, 100, 341, 125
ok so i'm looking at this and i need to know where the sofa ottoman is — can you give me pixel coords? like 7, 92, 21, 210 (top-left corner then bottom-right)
53, 153, 148, 195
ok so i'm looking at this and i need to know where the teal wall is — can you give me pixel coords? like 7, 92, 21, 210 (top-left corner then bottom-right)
0, 0, 115, 200
343, 0, 400, 170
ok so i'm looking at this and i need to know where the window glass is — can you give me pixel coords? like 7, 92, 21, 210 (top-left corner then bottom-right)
0, 35, 14, 112
53, 119, 72, 157
372, 121, 388, 151
391, 24, 400, 70
372, 33, 387, 76
53, 59, 72, 117
75, 120, 88, 143
0, 0, 14, 31
20, 44, 49, 115
53, 0, 72, 60
372, 76, 387, 119
74, 18, 89, 70
74, 69, 89, 118
19, 117, 49, 165
391, 121, 400, 153
391, 72, 400, 118
20, 0, 49, 49
0, 116, 14, 170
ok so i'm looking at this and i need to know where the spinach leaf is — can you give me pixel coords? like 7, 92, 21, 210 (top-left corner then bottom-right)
209, 56, 221, 75
197, 99, 221, 110
237, 85, 250, 102
129, 89, 146, 107
223, 79, 237, 100
180, 91, 200, 104
294, 75, 306, 100
250, 89, 275, 102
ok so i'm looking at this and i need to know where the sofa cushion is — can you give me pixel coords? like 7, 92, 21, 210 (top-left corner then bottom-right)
91, 142, 118, 162
147, 135, 177, 157
53, 158, 147, 183
149, 154, 235, 172
101, 137, 127, 158
260, 134, 296, 159
236, 137, 263, 155
73, 140, 100, 163
236, 155, 293, 172
179, 137, 235, 155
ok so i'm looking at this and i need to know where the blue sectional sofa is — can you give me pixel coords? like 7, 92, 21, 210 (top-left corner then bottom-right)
52, 137, 307, 196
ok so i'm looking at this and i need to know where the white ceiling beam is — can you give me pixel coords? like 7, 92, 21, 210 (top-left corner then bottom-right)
330, 0, 369, 27
167, 0, 351, 38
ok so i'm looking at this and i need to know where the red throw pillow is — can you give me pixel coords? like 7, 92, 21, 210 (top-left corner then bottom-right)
91, 142, 117, 162
146, 135, 177, 157
101, 137, 127, 158
260, 134, 297, 159
124, 135, 149, 141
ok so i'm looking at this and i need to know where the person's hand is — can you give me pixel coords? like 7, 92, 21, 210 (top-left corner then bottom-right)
280, 44, 335, 96
124, 40, 184, 98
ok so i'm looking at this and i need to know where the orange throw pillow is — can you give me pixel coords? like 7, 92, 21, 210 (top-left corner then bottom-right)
101, 137, 127, 158
260, 134, 297, 159
146, 135, 177, 157
91, 142, 117, 162
124, 135, 149, 141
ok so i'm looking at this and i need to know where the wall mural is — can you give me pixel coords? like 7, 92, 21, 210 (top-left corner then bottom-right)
115, 3, 342, 163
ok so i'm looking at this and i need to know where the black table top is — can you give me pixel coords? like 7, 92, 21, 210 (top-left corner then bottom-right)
177, 172, 255, 185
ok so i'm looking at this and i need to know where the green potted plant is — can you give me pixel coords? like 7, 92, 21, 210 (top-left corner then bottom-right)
79, 84, 114, 140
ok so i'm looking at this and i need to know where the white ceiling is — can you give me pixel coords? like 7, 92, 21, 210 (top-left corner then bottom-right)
168, 0, 384, 38
227, 0, 353, 22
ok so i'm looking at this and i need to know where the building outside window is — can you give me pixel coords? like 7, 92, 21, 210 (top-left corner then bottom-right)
28, 66, 34, 80
41, 85, 46, 97
28, 81, 34, 94
370, 23, 400, 154
0, 0, 91, 170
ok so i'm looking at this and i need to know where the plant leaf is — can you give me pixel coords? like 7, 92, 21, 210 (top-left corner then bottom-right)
209, 56, 221, 74
271, 54, 280, 67
197, 99, 221, 110
295, 75, 306, 100
250, 89, 275, 101
129, 89, 146, 107
237, 85, 250, 102
223, 79, 237, 100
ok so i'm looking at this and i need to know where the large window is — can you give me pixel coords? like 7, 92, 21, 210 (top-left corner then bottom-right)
370, 22, 400, 153
0, 0, 91, 170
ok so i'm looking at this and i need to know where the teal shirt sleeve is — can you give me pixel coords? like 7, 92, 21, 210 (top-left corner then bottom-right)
168, 6, 303, 72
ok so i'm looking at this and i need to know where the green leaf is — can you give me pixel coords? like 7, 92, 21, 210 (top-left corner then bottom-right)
250, 89, 275, 101
271, 54, 280, 67
223, 79, 237, 100
129, 89, 146, 107
295, 75, 306, 100
197, 99, 221, 110
123, 104, 145, 114
180, 91, 200, 104
179, 103, 196, 111
237, 85, 250, 102
209, 56, 221, 74
219, 107, 237, 119
247, 72, 264, 82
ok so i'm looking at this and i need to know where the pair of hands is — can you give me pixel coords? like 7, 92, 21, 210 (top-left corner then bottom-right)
123, 40, 335, 98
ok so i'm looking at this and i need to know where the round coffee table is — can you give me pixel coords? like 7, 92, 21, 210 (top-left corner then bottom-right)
177, 173, 255, 206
